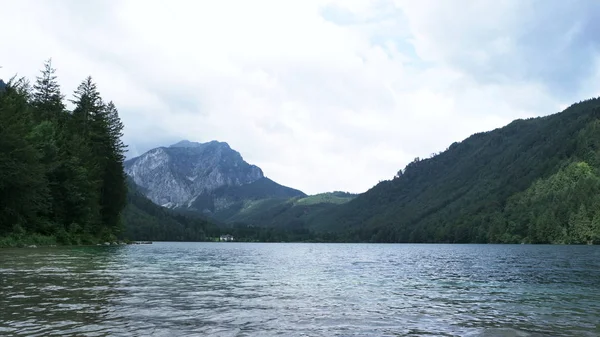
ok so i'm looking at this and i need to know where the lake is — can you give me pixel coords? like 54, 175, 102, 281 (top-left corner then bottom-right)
1, 243, 599, 336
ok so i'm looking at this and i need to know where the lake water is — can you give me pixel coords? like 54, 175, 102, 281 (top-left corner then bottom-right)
1, 243, 599, 336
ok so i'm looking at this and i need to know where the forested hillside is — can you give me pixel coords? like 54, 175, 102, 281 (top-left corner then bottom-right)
123, 179, 220, 241
215, 191, 356, 228
312, 98, 600, 244
0, 61, 128, 246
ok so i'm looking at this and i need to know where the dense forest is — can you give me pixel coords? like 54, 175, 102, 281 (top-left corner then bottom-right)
0, 60, 128, 246
308, 98, 600, 244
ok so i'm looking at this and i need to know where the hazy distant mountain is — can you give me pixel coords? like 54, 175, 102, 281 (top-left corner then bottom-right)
125, 140, 305, 214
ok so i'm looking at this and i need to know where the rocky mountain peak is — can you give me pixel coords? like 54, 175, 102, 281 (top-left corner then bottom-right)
170, 140, 230, 148
125, 140, 264, 206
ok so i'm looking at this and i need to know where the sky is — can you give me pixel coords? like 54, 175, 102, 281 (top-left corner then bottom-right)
1, 0, 600, 195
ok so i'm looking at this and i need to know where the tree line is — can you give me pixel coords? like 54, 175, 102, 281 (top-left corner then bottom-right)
0, 60, 127, 246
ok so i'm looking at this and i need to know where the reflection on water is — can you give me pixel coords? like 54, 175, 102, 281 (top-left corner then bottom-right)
1, 243, 600, 336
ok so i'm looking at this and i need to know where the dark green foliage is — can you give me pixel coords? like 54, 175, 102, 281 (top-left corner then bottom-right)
0, 78, 49, 234
31, 59, 65, 123
224, 223, 319, 242
504, 162, 600, 244
123, 179, 219, 241
311, 98, 600, 244
0, 61, 129, 245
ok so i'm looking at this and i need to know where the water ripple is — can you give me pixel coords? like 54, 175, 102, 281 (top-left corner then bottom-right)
1, 243, 600, 336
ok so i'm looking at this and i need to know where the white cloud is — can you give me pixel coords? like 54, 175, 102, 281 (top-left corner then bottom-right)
1, 0, 599, 194
397, 0, 600, 96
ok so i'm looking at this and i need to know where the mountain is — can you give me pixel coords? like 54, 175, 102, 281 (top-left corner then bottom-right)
308, 97, 600, 244
125, 140, 263, 207
189, 176, 308, 214
123, 180, 348, 243
0, 79, 6, 92
124, 98, 600, 245
125, 140, 305, 216
122, 178, 219, 241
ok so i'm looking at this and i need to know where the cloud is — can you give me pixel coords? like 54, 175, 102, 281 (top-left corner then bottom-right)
398, 0, 600, 97
1, 0, 599, 194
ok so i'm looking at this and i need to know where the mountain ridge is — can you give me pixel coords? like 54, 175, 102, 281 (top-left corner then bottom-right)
124, 139, 306, 218
125, 140, 266, 206
304, 97, 600, 244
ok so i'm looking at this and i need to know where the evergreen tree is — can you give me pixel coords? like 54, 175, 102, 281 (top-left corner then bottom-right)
0, 59, 196, 246
30, 61, 67, 229
53, 130, 100, 242
69, 77, 106, 236
0, 79, 49, 235
70, 77, 128, 238
71, 76, 103, 138
32, 59, 65, 123
98, 101, 128, 234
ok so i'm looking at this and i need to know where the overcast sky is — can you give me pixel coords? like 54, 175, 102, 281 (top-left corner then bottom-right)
2, 0, 600, 194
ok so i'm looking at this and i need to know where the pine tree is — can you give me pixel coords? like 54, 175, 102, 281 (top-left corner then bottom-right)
98, 102, 128, 234
70, 77, 128, 239
0, 78, 49, 235
105, 101, 127, 158
69, 77, 106, 234
32, 59, 65, 123
29, 61, 66, 228
71, 76, 103, 138
53, 131, 101, 241
1, 60, 138, 245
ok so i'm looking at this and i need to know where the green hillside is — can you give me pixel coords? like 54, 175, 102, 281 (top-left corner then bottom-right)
309, 98, 600, 244
296, 192, 357, 206
122, 179, 220, 241
214, 191, 357, 228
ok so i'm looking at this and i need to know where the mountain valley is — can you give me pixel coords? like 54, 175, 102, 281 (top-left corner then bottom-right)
125, 140, 357, 231
127, 98, 600, 244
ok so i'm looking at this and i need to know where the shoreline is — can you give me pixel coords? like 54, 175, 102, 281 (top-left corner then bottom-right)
0, 240, 153, 249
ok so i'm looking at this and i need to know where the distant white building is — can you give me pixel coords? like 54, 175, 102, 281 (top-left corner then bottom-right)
220, 234, 234, 242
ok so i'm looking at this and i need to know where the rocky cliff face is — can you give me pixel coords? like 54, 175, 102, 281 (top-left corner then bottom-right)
125, 140, 264, 207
